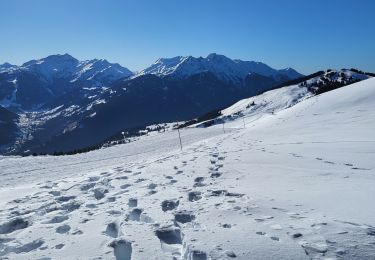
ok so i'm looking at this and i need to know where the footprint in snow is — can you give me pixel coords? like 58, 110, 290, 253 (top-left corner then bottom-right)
61, 200, 82, 212
80, 182, 96, 191
324, 161, 335, 164
56, 224, 71, 234
290, 153, 303, 158
161, 199, 179, 212
49, 190, 61, 196
147, 183, 157, 190
105, 221, 120, 238
155, 226, 182, 245
210, 172, 223, 178
93, 187, 108, 200
1, 239, 45, 255
120, 184, 131, 190
135, 178, 146, 183
174, 210, 196, 224
193, 177, 206, 187
188, 191, 202, 202
127, 208, 143, 221
352, 167, 370, 170
56, 195, 76, 202
291, 233, 303, 238
107, 210, 122, 216
186, 250, 208, 259
254, 216, 274, 222
52, 243, 64, 250
0, 218, 30, 234
113, 167, 124, 172
43, 215, 69, 224
109, 239, 132, 260
100, 172, 111, 177
128, 198, 138, 208
115, 176, 129, 180
107, 197, 116, 202
88, 176, 100, 182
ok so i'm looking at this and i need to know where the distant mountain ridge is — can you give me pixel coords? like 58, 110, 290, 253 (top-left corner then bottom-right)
0, 62, 18, 72
22, 54, 134, 84
0, 54, 134, 110
139, 53, 303, 83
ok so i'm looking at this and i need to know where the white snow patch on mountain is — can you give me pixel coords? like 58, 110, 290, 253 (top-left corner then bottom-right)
0, 78, 20, 108
222, 84, 311, 118
86, 99, 106, 111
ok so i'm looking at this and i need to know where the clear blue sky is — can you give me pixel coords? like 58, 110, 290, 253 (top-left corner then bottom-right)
1, 0, 374, 74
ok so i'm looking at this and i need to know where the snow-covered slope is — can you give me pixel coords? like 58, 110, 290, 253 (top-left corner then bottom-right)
139, 53, 303, 83
198, 69, 372, 127
0, 78, 374, 259
72, 59, 133, 84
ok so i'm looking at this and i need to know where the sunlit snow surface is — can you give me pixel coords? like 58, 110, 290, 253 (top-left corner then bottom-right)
0, 79, 374, 259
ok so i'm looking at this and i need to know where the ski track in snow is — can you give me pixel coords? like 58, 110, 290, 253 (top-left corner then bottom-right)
0, 79, 375, 259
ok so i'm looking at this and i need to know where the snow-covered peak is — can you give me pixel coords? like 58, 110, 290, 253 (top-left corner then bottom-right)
22, 53, 78, 67
72, 58, 133, 84
206, 53, 231, 62
139, 53, 303, 83
4, 54, 135, 84
0, 55, 134, 110
0, 62, 18, 72
278, 67, 303, 79
22, 54, 79, 80
140, 56, 190, 77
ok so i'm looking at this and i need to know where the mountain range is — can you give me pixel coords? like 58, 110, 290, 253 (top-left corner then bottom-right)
0, 53, 371, 155
0, 54, 133, 110
138, 53, 302, 83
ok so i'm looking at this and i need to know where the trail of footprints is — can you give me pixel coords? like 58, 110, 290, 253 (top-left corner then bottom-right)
0, 144, 374, 259
256, 142, 370, 172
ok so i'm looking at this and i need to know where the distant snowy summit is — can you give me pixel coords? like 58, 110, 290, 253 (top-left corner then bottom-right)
0, 54, 134, 110
139, 53, 303, 83
0, 62, 18, 72
20, 53, 134, 83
